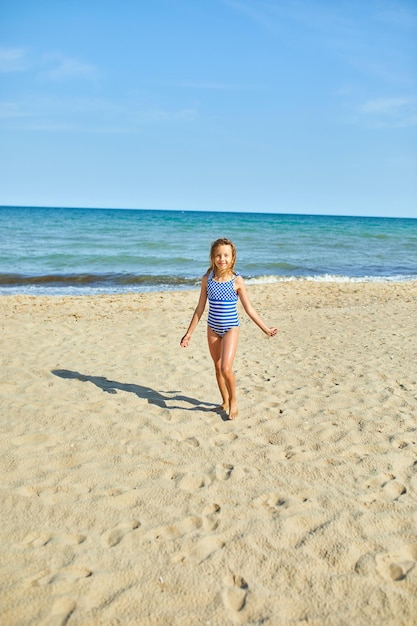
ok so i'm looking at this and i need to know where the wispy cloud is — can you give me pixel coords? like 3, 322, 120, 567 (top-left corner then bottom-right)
223, 0, 352, 38
0, 47, 98, 81
0, 95, 197, 133
0, 43, 196, 133
361, 97, 412, 115
358, 96, 417, 128
223, 0, 416, 88
39, 53, 97, 81
223, 0, 287, 37
349, 57, 412, 86
0, 101, 28, 119
224, 0, 417, 36
0, 48, 29, 72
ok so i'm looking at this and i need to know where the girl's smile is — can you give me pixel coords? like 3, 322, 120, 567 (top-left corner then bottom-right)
213, 244, 233, 274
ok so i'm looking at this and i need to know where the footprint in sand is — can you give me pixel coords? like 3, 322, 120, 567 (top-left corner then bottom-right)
202, 503, 222, 531
360, 473, 407, 503
49, 568, 92, 583
17, 483, 90, 505
167, 504, 222, 564
165, 468, 211, 491
172, 536, 225, 564
267, 433, 283, 446
146, 504, 221, 542
223, 573, 248, 612
45, 598, 76, 626
376, 556, 416, 581
282, 445, 309, 461
98, 487, 140, 510
387, 562, 415, 581
255, 492, 287, 514
215, 464, 234, 481
167, 464, 234, 491
254, 492, 311, 521
28, 568, 91, 586
21, 531, 86, 548
363, 473, 394, 490
11, 433, 59, 448
100, 520, 140, 548
178, 473, 210, 491
375, 543, 417, 581
182, 436, 200, 448
390, 433, 417, 450
203, 502, 221, 515
356, 543, 417, 580
145, 516, 203, 541
213, 433, 238, 447
382, 480, 407, 501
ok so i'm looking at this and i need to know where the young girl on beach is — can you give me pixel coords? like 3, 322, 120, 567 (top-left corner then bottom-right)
180, 238, 278, 420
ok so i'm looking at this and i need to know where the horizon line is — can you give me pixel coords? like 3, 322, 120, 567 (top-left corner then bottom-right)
0, 204, 415, 221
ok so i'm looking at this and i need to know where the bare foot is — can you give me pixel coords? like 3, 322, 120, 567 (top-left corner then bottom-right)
218, 402, 229, 413
229, 403, 238, 420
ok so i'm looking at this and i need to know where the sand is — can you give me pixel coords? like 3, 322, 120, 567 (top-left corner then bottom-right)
0, 281, 416, 626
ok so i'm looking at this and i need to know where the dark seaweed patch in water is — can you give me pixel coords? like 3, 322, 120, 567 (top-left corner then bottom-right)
0, 273, 199, 288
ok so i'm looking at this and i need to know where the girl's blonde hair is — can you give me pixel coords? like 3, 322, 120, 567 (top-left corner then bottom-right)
208, 238, 237, 274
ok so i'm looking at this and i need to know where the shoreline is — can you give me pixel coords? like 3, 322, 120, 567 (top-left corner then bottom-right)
1, 278, 416, 305
1, 280, 416, 624
1, 275, 417, 299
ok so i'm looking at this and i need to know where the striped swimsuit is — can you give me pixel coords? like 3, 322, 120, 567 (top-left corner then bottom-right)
207, 271, 240, 337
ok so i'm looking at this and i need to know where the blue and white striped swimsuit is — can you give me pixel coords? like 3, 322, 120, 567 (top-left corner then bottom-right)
207, 271, 239, 337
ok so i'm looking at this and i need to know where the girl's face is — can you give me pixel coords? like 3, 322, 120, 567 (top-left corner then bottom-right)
213, 244, 233, 272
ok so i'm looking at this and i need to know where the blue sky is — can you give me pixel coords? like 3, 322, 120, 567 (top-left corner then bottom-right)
1, 0, 416, 217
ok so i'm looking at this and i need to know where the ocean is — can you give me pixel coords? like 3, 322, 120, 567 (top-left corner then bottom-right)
0, 206, 416, 296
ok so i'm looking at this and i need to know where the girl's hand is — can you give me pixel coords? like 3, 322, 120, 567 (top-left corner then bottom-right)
180, 334, 190, 347
266, 327, 278, 337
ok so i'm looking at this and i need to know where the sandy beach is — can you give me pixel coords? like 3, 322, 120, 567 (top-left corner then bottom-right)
1, 281, 416, 625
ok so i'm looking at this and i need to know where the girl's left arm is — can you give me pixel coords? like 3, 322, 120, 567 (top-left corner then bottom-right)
235, 275, 278, 336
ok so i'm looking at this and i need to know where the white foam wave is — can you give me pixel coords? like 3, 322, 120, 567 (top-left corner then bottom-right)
245, 274, 417, 285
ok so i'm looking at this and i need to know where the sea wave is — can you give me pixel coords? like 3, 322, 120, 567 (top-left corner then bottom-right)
0, 271, 416, 297
245, 273, 417, 284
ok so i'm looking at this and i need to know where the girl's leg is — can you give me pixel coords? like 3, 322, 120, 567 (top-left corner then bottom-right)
220, 328, 239, 419
207, 327, 229, 410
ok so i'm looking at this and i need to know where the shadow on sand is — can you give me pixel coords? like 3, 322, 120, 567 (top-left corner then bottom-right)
52, 369, 221, 414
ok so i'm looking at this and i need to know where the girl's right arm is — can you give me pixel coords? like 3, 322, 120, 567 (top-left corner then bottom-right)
180, 274, 208, 347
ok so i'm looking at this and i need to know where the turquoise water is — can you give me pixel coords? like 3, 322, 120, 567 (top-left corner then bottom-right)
0, 206, 416, 295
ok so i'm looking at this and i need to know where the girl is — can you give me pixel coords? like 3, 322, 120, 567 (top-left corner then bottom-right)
180, 238, 278, 420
